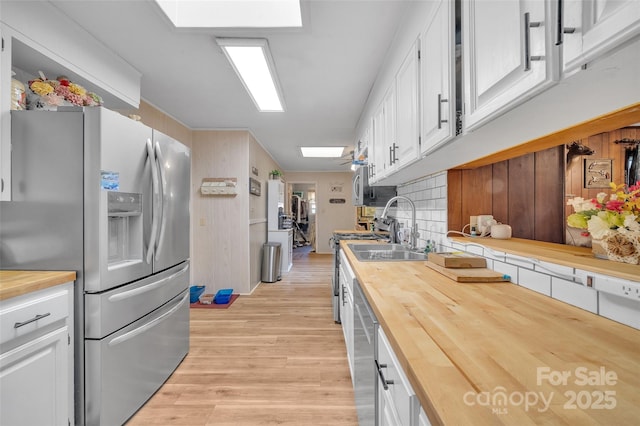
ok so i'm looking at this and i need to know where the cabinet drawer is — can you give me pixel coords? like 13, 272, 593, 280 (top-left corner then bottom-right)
0, 284, 71, 346
377, 327, 417, 426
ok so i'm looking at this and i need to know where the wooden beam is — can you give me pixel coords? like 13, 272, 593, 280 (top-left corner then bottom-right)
453, 102, 640, 170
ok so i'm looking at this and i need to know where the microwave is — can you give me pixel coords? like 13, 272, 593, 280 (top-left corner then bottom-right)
352, 166, 396, 207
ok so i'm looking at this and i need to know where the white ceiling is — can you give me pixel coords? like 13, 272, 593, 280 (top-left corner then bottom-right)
47, 0, 411, 172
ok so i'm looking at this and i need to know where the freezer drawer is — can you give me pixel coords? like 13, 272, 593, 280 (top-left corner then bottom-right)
84, 261, 189, 339
85, 290, 189, 426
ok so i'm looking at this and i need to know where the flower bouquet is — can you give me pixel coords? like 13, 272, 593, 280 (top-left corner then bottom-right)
567, 182, 640, 264
27, 72, 103, 110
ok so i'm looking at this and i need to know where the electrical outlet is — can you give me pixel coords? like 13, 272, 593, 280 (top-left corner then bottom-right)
592, 275, 640, 301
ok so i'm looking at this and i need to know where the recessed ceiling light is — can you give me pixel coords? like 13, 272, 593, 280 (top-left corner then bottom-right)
155, 0, 302, 28
300, 147, 345, 158
217, 38, 284, 112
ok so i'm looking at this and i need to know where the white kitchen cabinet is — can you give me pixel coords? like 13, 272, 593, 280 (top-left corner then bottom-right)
463, 0, 558, 130
561, 0, 640, 73
420, 0, 457, 155
377, 326, 419, 426
355, 118, 371, 164
339, 250, 355, 381
0, 282, 74, 426
392, 39, 420, 172
418, 406, 432, 426
371, 98, 390, 183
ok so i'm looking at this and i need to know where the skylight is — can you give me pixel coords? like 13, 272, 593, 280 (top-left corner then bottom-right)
155, 0, 302, 28
300, 147, 345, 158
217, 38, 284, 112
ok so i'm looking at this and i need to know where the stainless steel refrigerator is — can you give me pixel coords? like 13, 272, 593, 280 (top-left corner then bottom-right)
0, 107, 191, 425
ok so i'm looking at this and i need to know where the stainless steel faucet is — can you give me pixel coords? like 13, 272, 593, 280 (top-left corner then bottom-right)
381, 195, 419, 250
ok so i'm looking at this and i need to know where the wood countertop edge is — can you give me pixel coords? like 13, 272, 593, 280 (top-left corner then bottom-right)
0, 270, 77, 301
340, 241, 640, 425
448, 236, 640, 283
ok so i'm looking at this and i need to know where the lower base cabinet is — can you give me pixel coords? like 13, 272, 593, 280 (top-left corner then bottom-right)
377, 326, 430, 426
0, 282, 74, 426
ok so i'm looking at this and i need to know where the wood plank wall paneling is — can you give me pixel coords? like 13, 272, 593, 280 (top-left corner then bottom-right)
491, 161, 509, 224
448, 146, 565, 243
535, 146, 565, 243
461, 167, 492, 230
449, 126, 639, 244
508, 153, 535, 239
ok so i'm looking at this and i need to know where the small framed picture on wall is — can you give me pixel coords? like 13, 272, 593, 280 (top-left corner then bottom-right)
584, 159, 612, 189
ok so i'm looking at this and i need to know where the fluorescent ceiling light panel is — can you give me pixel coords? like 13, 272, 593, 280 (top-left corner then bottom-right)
217, 38, 284, 112
155, 0, 302, 28
300, 147, 345, 158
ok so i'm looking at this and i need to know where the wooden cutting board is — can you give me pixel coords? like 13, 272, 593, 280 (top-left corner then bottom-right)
425, 261, 512, 283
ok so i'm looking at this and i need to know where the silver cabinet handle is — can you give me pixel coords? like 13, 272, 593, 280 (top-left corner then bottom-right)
555, 0, 576, 46
437, 94, 449, 129
524, 12, 543, 71
389, 142, 398, 165
376, 360, 394, 390
14, 312, 51, 328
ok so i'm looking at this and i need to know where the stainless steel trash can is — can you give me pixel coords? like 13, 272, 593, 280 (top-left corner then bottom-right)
261, 242, 282, 283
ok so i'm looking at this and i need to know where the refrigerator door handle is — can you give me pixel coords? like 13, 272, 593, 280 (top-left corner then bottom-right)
146, 139, 160, 264
154, 141, 167, 257
107, 264, 189, 302
107, 292, 188, 347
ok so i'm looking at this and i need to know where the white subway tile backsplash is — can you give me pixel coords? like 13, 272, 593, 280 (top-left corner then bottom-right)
492, 261, 518, 284
519, 269, 551, 296
551, 277, 598, 313
504, 253, 535, 269
599, 293, 640, 329
535, 261, 575, 280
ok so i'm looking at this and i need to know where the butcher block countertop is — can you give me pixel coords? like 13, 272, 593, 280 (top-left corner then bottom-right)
0, 270, 76, 301
341, 241, 640, 425
449, 236, 640, 283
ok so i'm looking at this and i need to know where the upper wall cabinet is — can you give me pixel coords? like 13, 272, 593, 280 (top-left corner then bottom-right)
463, 0, 558, 131
420, 0, 457, 156
370, 87, 394, 183
560, 0, 640, 74
392, 39, 420, 173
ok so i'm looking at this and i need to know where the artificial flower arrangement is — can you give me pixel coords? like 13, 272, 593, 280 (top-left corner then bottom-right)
27, 72, 103, 109
567, 181, 640, 264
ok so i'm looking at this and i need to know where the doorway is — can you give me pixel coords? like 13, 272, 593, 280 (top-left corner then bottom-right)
287, 181, 317, 260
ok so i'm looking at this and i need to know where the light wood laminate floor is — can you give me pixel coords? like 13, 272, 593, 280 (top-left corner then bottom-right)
126, 252, 358, 425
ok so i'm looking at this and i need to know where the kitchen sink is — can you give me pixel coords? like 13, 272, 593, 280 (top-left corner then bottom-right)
347, 243, 427, 262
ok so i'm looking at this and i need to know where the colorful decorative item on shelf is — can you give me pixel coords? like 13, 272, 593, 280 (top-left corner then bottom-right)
567, 181, 640, 264
26, 72, 103, 110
